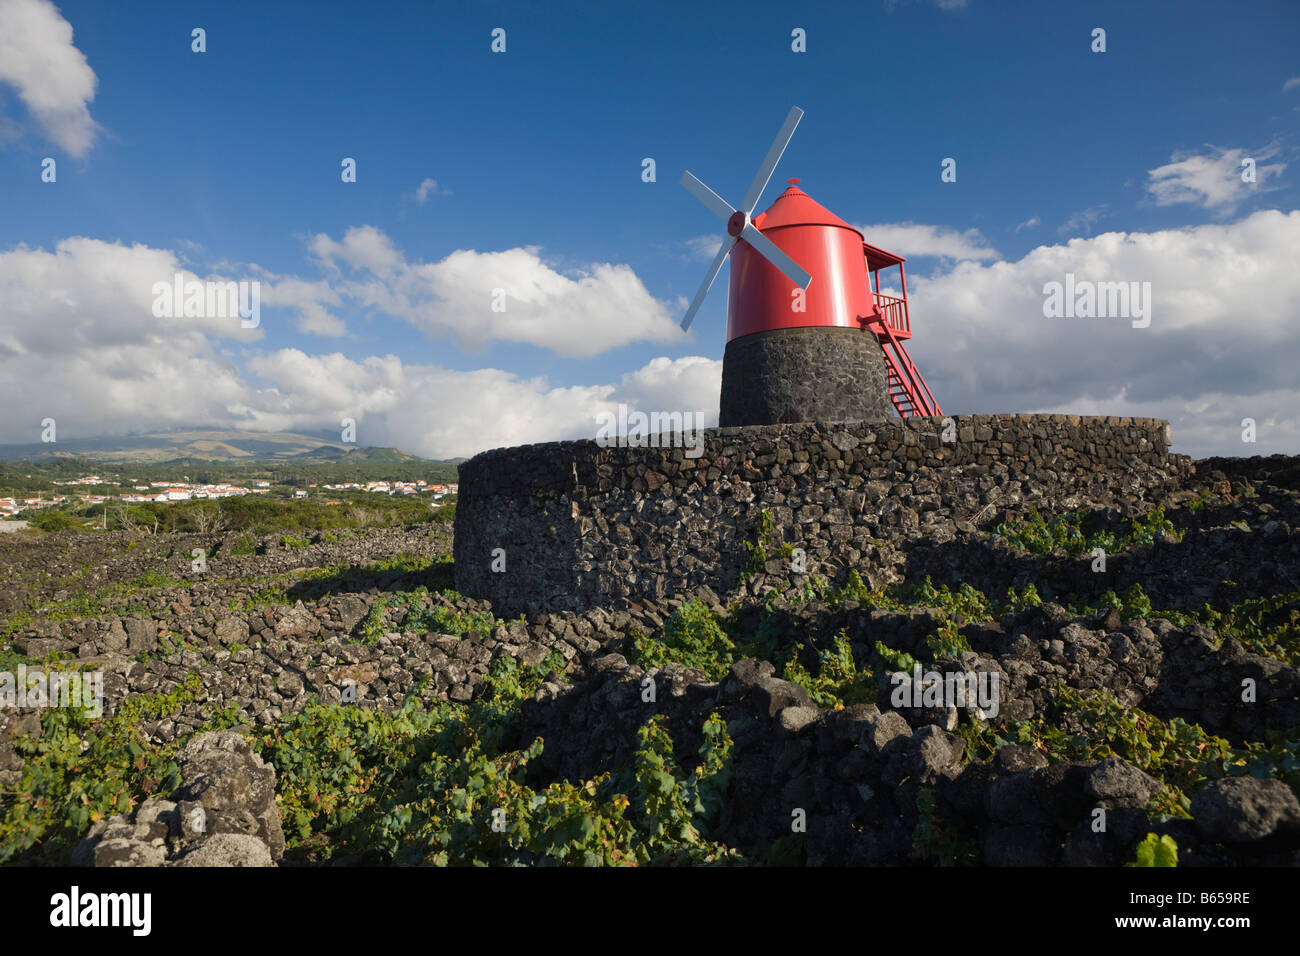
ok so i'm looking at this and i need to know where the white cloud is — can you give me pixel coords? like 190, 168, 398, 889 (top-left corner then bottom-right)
0, 237, 263, 355
903, 209, 1300, 456
1014, 217, 1040, 233
0, 233, 714, 456
0, 237, 272, 440
612, 355, 722, 419
684, 234, 725, 262
1283, 77, 1300, 92
1145, 145, 1285, 213
245, 352, 722, 459
413, 178, 441, 204
853, 222, 998, 261
306, 226, 681, 357
260, 278, 346, 337
309, 225, 403, 278
0, 0, 98, 156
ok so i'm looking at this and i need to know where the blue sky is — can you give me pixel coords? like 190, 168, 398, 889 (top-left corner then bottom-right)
1, 0, 1298, 458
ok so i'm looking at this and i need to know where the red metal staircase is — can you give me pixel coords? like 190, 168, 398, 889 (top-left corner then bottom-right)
868, 313, 942, 418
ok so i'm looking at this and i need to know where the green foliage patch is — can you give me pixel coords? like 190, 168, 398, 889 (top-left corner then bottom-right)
355, 587, 502, 645
965, 685, 1300, 826
255, 654, 738, 865
633, 600, 736, 680
0, 675, 208, 864
782, 631, 877, 709
1128, 832, 1178, 867
739, 509, 780, 582
995, 505, 1182, 556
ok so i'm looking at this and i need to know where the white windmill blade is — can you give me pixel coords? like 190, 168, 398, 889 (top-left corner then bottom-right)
680, 235, 737, 331
740, 222, 812, 289
739, 106, 804, 216
680, 171, 735, 223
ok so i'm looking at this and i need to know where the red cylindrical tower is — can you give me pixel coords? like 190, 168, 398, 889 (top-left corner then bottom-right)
726, 181, 876, 341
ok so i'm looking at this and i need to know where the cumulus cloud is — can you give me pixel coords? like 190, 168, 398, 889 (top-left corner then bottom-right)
904, 209, 1300, 456
245, 351, 721, 459
1145, 145, 1286, 213
0, 0, 98, 155
0, 233, 715, 456
0, 236, 272, 441
309, 225, 403, 278
853, 222, 999, 261
0, 237, 263, 355
304, 226, 681, 357
259, 278, 346, 336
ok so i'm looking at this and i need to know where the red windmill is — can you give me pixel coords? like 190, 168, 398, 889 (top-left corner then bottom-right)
680, 107, 942, 424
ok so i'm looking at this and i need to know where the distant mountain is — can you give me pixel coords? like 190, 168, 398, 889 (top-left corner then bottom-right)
0, 430, 457, 465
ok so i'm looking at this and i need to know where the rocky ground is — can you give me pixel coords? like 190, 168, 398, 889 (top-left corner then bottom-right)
1, 454, 1298, 866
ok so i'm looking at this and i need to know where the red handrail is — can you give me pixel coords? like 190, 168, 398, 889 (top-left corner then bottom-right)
873, 292, 910, 335
869, 315, 942, 417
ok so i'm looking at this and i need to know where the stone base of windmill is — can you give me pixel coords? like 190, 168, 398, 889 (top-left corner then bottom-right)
719, 325, 895, 427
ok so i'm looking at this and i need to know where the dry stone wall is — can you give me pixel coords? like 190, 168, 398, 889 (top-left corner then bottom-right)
719, 326, 893, 426
454, 414, 1188, 617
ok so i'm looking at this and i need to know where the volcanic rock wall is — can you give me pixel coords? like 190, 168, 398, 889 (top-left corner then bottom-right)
454, 414, 1188, 617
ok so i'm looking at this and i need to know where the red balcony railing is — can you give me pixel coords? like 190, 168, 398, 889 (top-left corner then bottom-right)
874, 292, 910, 337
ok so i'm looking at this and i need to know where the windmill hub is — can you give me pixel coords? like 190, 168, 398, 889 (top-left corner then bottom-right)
679, 108, 943, 426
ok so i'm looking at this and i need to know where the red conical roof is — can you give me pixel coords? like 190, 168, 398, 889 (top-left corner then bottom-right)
752, 182, 861, 235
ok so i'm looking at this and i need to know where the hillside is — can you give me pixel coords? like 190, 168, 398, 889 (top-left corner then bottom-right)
0, 430, 452, 466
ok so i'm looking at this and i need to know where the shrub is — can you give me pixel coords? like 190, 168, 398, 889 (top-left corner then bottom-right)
352, 588, 506, 645
995, 505, 1182, 557
632, 600, 736, 680
1201, 592, 1300, 666
739, 510, 778, 581
928, 620, 973, 658
0, 675, 206, 864
830, 568, 874, 605
1004, 583, 1043, 613
782, 630, 876, 709
874, 641, 920, 675
255, 678, 739, 866
29, 509, 81, 532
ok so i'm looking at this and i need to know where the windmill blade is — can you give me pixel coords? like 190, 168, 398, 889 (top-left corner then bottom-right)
740, 222, 812, 290
739, 106, 804, 216
680, 235, 737, 331
680, 171, 735, 223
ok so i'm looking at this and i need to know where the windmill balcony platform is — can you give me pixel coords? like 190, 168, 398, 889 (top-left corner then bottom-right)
872, 292, 911, 338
